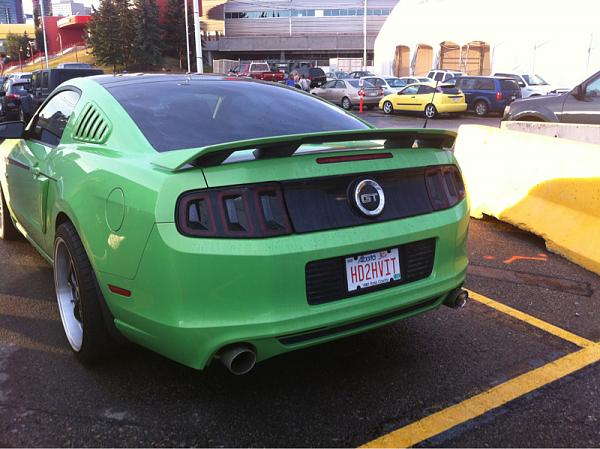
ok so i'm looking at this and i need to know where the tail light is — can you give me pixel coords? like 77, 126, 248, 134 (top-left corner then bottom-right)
5, 94, 19, 101
496, 91, 503, 101
176, 183, 292, 238
379, 88, 384, 96
424, 165, 465, 210
358, 89, 364, 96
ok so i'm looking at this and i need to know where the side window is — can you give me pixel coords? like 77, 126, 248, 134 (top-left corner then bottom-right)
322, 80, 336, 88
585, 77, 600, 97
401, 85, 419, 95
427, 71, 434, 78
475, 79, 495, 90
459, 78, 475, 90
335, 81, 346, 88
434, 72, 444, 81
417, 85, 435, 94
41, 71, 49, 89
30, 90, 81, 146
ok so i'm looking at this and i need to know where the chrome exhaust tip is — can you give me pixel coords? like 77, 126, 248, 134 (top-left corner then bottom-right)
219, 345, 257, 375
444, 288, 468, 309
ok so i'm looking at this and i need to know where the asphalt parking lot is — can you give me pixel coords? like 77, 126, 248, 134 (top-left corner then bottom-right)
1, 113, 598, 447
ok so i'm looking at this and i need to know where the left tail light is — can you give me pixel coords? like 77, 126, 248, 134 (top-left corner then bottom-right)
424, 165, 466, 210
176, 183, 292, 238
496, 91, 503, 101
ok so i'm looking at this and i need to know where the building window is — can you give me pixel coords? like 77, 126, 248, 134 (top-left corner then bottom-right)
225, 8, 390, 19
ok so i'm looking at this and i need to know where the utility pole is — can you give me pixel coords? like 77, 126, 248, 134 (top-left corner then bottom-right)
39, 0, 49, 69
289, 0, 292, 36
192, 0, 203, 73
184, 0, 191, 72
363, 0, 367, 70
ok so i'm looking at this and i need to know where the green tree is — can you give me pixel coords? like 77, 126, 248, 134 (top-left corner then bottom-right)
86, 1, 123, 72
5, 32, 31, 61
114, 0, 135, 69
131, 0, 163, 69
163, 0, 192, 70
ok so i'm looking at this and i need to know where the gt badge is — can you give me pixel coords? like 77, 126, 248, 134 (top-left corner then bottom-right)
352, 179, 385, 217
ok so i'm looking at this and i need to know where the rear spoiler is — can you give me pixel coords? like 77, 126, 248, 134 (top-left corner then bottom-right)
151, 128, 456, 171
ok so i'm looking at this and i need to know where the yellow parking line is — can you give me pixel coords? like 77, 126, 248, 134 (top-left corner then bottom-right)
467, 289, 595, 349
361, 344, 600, 448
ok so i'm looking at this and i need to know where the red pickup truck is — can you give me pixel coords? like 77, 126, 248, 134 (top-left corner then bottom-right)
228, 62, 284, 82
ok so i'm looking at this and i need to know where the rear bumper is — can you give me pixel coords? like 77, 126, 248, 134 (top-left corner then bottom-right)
100, 201, 469, 370
437, 103, 468, 113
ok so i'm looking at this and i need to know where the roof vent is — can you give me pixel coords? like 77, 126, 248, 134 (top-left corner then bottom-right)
72, 102, 112, 144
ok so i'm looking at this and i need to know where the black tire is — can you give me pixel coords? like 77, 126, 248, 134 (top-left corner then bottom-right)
364, 104, 373, 110
341, 96, 352, 110
0, 186, 19, 240
382, 101, 394, 115
54, 222, 112, 364
424, 103, 438, 119
474, 100, 489, 117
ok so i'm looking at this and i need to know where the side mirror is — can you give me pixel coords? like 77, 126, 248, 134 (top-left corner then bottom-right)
571, 84, 584, 100
0, 121, 25, 139
518, 82, 525, 87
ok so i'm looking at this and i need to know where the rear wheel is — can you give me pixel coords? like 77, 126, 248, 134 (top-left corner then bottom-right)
341, 97, 352, 110
424, 103, 438, 119
54, 222, 112, 363
474, 100, 489, 117
382, 101, 394, 115
0, 186, 19, 240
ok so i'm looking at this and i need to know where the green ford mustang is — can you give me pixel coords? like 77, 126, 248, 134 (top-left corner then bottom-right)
0, 75, 469, 374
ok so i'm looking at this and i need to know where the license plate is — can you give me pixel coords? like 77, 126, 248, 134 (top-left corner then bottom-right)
368, 92, 378, 96
451, 97, 461, 102
345, 248, 401, 292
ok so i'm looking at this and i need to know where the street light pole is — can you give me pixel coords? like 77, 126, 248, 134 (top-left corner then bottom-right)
184, 0, 191, 72
192, 0, 203, 73
363, 0, 367, 70
39, 0, 49, 69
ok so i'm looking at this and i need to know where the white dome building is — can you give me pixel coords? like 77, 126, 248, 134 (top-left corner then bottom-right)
374, 0, 600, 88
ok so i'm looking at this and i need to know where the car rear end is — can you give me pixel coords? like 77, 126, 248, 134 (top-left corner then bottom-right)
346, 80, 383, 105
308, 68, 327, 88
100, 78, 469, 371
435, 85, 467, 114
493, 78, 522, 112
1, 81, 29, 120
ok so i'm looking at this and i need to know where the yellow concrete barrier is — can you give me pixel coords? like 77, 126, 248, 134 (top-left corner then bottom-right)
454, 125, 600, 276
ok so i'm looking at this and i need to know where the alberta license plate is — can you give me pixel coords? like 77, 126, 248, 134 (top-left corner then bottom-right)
345, 248, 401, 292
368, 92, 378, 96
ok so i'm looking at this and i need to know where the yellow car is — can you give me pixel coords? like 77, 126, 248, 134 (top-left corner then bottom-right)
379, 82, 467, 118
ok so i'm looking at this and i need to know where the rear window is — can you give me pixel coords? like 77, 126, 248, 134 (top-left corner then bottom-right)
386, 78, 406, 87
438, 86, 460, 94
11, 83, 29, 95
109, 79, 370, 152
250, 63, 270, 72
309, 68, 325, 78
347, 80, 374, 88
499, 79, 520, 90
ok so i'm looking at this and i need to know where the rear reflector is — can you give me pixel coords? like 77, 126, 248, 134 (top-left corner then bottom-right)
109, 285, 132, 297
316, 153, 393, 164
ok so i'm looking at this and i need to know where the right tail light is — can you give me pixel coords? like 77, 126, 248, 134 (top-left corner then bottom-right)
425, 165, 466, 210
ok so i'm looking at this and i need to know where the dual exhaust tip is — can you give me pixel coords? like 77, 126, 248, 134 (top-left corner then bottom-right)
219, 288, 467, 375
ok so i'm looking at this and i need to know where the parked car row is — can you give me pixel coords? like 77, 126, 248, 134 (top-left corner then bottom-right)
0, 67, 103, 124
310, 74, 523, 118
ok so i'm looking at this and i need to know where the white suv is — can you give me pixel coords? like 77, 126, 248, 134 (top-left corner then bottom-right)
493, 73, 554, 98
426, 70, 464, 83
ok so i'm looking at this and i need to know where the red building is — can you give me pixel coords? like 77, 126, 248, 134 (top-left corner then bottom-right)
40, 15, 90, 55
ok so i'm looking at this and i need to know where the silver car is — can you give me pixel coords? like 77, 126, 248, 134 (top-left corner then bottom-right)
362, 76, 432, 95
310, 79, 383, 110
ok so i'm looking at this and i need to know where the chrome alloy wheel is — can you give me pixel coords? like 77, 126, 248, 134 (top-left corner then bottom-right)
424, 104, 437, 119
54, 237, 83, 351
